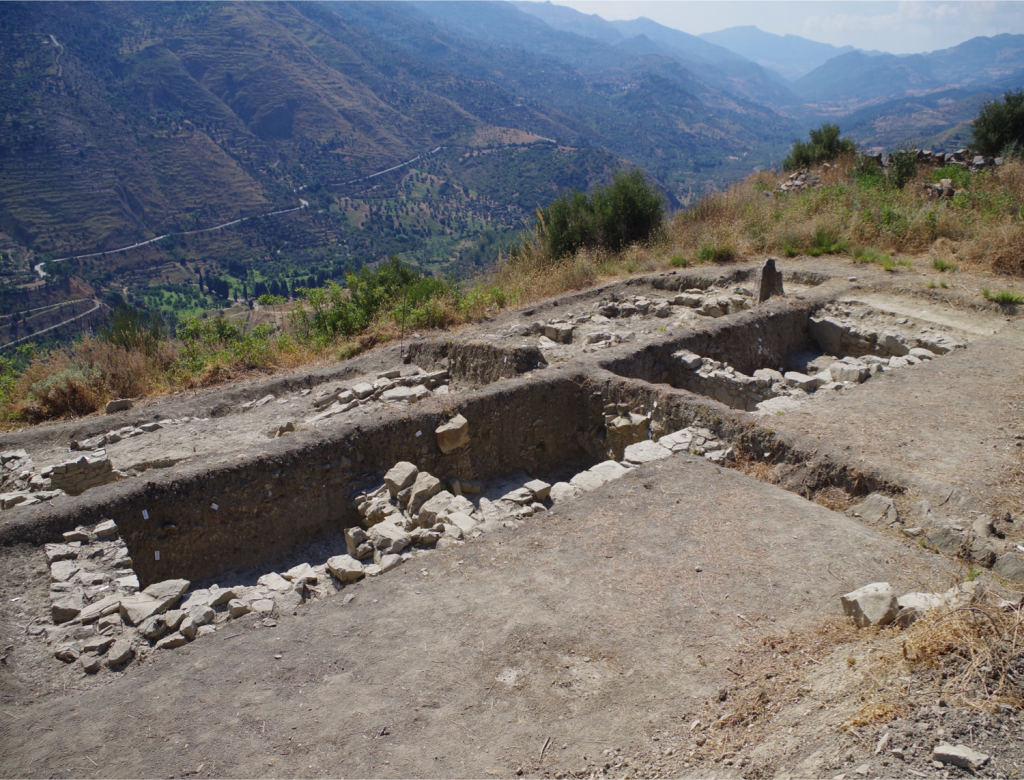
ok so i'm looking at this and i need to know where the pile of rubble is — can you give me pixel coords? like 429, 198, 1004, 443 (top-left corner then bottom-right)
41, 518, 359, 674
778, 170, 820, 192
0, 449, 63, 509
306, 367, 450, 424
596, 288, 754, 321
513, 288, 759, 354
71, 417, 209, 451
923, 177, 964, 201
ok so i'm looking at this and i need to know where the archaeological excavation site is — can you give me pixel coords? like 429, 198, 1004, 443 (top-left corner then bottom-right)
1, 256, 1023, 779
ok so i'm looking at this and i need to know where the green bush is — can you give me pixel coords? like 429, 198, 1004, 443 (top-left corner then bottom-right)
291, 255, 456, 345
851, 246, 910, 272
887, 145, 919, 190
806, 226, 848, 256
257, 294, 286, 306
695, 242, 735, 263
982, 288, 1024, 304
850, 155, 885, 187
783, 123, 856, 171
972, 90, 1024, 157
931, 165, 972, 190
173, 316, 278, 380
537, 169, 664, 260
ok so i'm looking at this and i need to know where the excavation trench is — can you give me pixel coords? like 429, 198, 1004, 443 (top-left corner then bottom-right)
0, 287, 967, 589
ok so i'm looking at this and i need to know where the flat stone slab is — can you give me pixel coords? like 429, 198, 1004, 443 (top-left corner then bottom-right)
623, 440, 672, 465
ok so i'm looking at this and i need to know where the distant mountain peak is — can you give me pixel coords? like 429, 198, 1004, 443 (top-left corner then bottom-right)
699, 25, 863, 81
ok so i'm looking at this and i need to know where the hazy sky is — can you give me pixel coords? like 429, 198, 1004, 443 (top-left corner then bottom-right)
545, 1, 1024, 54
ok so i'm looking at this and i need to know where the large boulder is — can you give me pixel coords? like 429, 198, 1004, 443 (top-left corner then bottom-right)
840, 582, 899, 628
418, 491, 456, 526
368, 522, 411, 555
384, 462, 419, 498
993, 553, 1024, 583
326, 555, 365, 584
623, 440, 672, 465
408, 472, 442, 513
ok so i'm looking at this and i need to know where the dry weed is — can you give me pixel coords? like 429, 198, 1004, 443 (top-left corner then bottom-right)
844, 591, 1024, 729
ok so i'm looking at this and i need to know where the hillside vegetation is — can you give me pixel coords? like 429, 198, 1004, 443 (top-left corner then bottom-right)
3, 151, 1024, 428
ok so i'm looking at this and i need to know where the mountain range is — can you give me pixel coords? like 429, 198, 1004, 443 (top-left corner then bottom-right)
0, 0, 1021, 314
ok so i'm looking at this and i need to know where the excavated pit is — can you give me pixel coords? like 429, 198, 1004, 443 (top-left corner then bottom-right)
0, 284, 979, 593
603, 295, 967, 411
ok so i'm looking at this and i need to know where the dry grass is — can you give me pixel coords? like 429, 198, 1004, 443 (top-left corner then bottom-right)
845, 591, 1024, 726
663, 156, 1024, 275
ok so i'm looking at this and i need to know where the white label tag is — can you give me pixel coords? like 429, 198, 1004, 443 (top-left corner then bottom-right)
155, 550, 160, 561
416, 430, 422, 437
211, 503, 219, 511
142, 509, 149, 520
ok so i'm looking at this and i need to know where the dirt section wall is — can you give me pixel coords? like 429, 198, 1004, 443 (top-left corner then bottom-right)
0, 370, 599, 587
404, 339, 546, 387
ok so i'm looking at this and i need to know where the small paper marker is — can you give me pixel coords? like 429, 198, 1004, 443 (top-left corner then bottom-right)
155, 550, 160, 561
142, 509, 149, 520
211, 503, 218, 510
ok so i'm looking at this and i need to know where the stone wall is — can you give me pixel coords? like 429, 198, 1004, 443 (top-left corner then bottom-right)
43, 451, 123, 496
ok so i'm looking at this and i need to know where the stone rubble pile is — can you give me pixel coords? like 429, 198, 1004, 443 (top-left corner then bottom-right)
0, 449, 130, 510
777, 169, 820, 192
840, 579, 980, 628
842, 492, 1024, 583
0, 449, 64, 509
511, 288, 758, 354
71, 417, 209, 451
306, 366, 450, 424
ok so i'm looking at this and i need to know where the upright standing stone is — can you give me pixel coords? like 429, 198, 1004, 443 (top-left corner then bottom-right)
755, 257, 784, 303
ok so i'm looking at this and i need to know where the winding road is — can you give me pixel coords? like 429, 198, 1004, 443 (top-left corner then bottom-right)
1, 298, 102, 349
34, 203, 309, 279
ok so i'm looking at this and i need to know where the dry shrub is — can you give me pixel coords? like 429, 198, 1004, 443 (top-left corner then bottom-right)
965, 221, 1024, 275
73, 338, 162, 398
899, 602, 1024, 707
17, 350, 103, 419
494, 239, 602, 303
996, 158, 1024, 203
15, 336, 177, 420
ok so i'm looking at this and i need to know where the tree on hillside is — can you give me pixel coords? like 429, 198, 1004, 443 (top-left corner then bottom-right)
537, 169, 664, 260
972, 90, 1024, 157
783, 123, 856, 171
